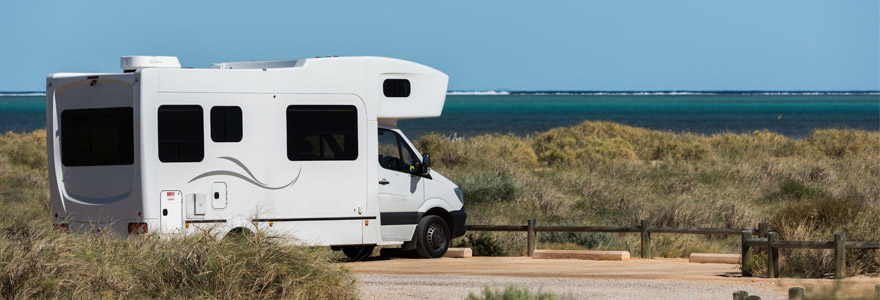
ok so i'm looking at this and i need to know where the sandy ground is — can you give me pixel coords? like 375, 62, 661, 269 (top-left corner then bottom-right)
346, 257, 880, 300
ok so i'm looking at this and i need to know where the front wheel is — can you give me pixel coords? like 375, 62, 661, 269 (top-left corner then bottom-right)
415, 215, 450, 258
341, 245, 375, 261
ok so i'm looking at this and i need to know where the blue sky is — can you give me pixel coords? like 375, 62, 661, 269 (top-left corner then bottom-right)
0, 1, 877, 91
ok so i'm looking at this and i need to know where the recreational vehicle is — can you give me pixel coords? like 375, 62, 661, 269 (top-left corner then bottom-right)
46, 56, 466, 259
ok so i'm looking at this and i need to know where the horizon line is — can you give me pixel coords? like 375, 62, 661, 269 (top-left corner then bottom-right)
3, 90, 879, 93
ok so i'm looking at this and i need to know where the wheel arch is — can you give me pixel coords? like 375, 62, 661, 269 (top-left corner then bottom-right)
219, 216, 257, 239
422, 207, 453, 235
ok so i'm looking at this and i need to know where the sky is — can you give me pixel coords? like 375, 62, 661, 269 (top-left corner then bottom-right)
0, 1, 877, 91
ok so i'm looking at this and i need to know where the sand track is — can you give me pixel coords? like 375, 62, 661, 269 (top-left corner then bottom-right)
346, 257, 879, 300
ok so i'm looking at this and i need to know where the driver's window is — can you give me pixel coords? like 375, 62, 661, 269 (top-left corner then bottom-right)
378, 129, 420, 173
399, 139, 417, 169
378, 129, 401, 171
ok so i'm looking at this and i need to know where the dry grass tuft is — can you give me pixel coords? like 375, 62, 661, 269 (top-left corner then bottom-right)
0, 225, 357, 299
0, 130, 357, 299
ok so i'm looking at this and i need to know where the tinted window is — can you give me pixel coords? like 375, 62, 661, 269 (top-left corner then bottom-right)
399, 137, 417, 167
287, 105, 358, 161
377, 129, 419, 172
61, 107, 134, 166
158, 105, 204, 162
383, 79, 411, 97
378, 129, 401, 170
211, 106, 242, 142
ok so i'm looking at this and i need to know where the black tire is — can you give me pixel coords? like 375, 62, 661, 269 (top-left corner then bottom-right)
223, 227, 253, 242
415, 215, 450, 258
342, 245, 375, 261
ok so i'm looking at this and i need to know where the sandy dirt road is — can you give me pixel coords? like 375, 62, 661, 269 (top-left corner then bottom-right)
346, 257, 879, 300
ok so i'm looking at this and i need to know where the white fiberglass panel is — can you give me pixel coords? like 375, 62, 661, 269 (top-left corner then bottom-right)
149, 92, 368, 244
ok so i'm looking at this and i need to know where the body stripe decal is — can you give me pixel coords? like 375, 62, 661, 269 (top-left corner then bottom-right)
188, 157, 302, 190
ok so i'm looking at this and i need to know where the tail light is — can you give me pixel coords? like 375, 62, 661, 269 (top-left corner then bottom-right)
128, 223, 148, 234
53, 223, 69, 232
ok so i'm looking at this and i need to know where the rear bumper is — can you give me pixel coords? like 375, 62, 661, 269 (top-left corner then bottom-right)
450, 209, 467, 238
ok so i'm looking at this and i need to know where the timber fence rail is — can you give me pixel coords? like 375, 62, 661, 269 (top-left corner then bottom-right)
466, 219, 880, 279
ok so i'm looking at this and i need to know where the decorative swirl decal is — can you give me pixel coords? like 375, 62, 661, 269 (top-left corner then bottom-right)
188, 157, 302, 190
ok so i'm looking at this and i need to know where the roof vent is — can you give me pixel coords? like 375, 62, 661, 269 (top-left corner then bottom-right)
120, 56, 181, 72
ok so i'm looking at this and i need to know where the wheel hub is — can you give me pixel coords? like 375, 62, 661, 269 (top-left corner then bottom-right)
426, 223, 446, 251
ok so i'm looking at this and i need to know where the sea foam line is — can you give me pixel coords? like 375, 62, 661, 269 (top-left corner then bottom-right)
0, 92, 46, 97
447, 91, 880, 96
446, 90, 510, 95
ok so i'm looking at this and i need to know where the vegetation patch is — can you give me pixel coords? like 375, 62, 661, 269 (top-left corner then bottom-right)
453, 234, 507, 256
2, 120, 878, 283
420, 121, 879, 276
0, 130, 356, 299
467, 285, 566, 300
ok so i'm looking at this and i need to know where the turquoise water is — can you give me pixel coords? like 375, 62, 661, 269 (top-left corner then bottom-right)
400, 94, 880, 139
2, 94, 878, 139
0, 96, 45, 133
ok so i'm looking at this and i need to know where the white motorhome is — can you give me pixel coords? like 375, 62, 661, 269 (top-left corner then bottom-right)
46, 56, 466, 259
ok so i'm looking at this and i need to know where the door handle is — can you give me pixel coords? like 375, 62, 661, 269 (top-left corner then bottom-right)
379, 179, 390, 185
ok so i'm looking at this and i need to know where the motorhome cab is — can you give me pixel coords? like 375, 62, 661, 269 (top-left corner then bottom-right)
46, 56, 466, 259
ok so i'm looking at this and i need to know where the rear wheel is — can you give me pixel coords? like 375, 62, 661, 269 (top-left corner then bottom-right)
341, 245, 375, 261
415, 215, 450, 258
223, 227, 253, 242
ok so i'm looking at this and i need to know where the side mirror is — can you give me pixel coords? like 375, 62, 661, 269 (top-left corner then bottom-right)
409, 154, 432, 176
422, 153, 431, 170
412, 154, 431, 175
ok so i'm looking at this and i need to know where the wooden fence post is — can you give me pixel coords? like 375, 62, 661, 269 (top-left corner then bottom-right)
874, 284, 879, 300
788, 287, 804, 300
741, 230, 752, 277
641, 219, 652, 259
834, 232, 846, 279
527, 218, 536, 257
758, 222, 768, 239
767, 232, 779, 278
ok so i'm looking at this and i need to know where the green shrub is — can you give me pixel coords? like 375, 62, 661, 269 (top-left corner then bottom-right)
776, 180, 822, 200
467, 285, 563, 300
537, 232, 613, 249
453, 234, 507, 256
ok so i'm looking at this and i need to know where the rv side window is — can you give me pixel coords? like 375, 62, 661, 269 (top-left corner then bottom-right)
158, 105, 204, 162
211, 106, 243, 142
60, 107, 134, 166
383, 79, 411, 97
286, 105, 358, 161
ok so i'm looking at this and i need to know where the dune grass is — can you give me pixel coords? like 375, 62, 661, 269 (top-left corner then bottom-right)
416, 121, 880, 277
1, 121, 877, 288
0, 130, 357, 299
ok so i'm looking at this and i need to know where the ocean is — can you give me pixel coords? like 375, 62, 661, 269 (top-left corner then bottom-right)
2, 92, 878, 140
